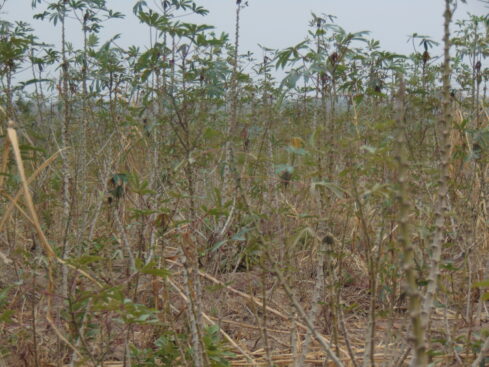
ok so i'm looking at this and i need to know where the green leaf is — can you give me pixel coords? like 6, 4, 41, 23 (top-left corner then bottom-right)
209, 240, 227, 253
281, 69, 301, 89
206, 208, 228, 216
0, 310, 14, 323
139, 261, 170, 278
286, 146, 308, 156
0, 287, 11, 307
274, 164, 294, 175
232, 227, 251, 241
474, 280, 489, 288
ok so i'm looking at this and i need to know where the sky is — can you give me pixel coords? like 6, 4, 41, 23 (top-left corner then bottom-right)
1, 0, 488, 75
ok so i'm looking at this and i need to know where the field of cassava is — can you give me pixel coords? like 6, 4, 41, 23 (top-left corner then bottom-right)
1, 0, 489, 366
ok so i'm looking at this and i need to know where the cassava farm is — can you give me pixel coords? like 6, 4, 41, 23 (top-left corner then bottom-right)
1, 0, 489, 366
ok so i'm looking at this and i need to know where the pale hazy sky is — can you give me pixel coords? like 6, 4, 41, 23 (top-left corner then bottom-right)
2, 1, 488, 62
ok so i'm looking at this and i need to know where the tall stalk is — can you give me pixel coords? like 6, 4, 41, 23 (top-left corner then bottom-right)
412, 2, 454, 366
421, 0, 453, 324
223, 0, 242, 197
60, 0, 72, 300
78, 8, 89, 233
395, 73, 427, 367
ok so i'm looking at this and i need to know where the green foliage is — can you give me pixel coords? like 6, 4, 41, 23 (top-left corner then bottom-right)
137, 260, 170, 278
131, 326, 232, 367
0, 287, 13, 324
131, 331, 182, 366
0, 21, 33, 74
202, 325, 234, 366
108, 172, 128, 200
2, 1, 489, 365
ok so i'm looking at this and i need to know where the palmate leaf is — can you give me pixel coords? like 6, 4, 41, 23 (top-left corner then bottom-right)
276, 40, 308, 69
280, 69, 301, 89
133, 0, 148, 15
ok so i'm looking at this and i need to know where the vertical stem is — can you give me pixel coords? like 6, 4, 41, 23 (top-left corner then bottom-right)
295, 234, 327, 366
394, 74, 427, 367
421, 0, 453, 325
5, 67, 13, 121
181, 232, 206, 367
79, 11, 89, 236
224, 0, 241, 196
60, 0, 72, 301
